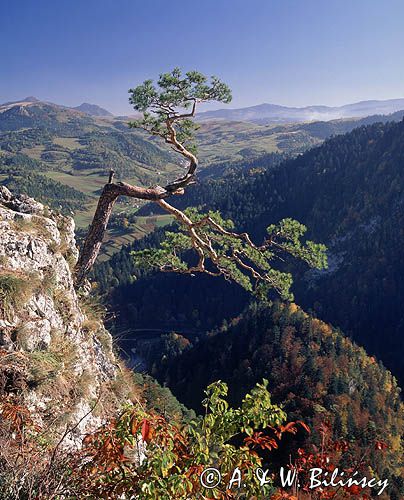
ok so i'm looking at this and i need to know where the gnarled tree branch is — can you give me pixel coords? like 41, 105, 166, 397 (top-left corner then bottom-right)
132, 199, 327, 301
74, 176, 189, 286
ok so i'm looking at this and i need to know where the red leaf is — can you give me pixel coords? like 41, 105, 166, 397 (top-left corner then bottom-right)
141, 419, 152, 442
130, 416, 141, 436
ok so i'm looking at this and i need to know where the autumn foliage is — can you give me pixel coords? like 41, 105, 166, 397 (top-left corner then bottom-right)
0, 378, 396, 500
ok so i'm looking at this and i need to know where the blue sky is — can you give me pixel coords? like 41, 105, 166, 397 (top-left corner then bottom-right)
1, 0, 404, 115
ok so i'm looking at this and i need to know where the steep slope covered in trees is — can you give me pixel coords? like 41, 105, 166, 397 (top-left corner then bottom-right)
0, 100, 178, 219
96, 119, 404, 385
156, 302, 404, 496
192, 118, 404, 384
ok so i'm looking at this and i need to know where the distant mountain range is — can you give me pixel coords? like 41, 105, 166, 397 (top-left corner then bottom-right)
198, 98, 404, 124
3, 96, 404, 125
0, 96, 113, 118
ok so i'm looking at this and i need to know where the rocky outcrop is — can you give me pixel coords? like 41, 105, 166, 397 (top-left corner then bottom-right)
0, 186, 120, 447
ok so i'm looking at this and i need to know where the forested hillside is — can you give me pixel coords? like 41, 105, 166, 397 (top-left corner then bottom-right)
95, 118, 404, 387
2, 97, 404, 263
0, 99, 177, 187
184, 118, 404, 385
154, 302, 404, 496
0, 99, 182, 253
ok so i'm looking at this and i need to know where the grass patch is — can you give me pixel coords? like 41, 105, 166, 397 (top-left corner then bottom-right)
11, 215, 52, 240
53, 137, 83, 150
93, 327, 113, 353
80, 296, 106, 329
27, 332, 78, 390
0, 255, 9, 267
53, 288, 75, 323
28, 351, 63, 384
75, 369, 94, 399
110, 362, 143, 404
0, 272, 40, 321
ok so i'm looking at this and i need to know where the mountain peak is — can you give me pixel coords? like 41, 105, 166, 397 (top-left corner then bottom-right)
73, 102, 113, 117
23, 96, 39, 102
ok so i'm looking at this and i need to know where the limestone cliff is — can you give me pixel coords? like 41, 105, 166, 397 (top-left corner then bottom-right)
0, 186, 125, 447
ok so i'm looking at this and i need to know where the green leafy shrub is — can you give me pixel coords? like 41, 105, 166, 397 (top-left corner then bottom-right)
68, 379, 289, 499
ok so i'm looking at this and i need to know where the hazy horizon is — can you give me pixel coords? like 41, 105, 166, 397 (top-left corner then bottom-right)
3, 95, 404, 117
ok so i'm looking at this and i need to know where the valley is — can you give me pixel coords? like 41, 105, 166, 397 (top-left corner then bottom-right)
95, 117, 404, 388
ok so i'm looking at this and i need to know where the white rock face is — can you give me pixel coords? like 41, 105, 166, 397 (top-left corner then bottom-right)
0, 186, 118, 447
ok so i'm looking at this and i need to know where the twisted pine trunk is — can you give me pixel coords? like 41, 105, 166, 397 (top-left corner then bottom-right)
73, 174, 186, 286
